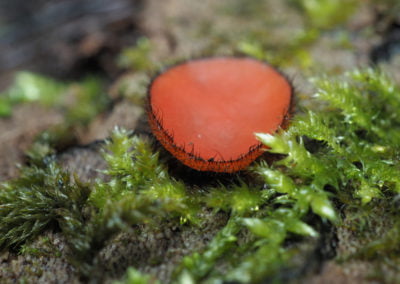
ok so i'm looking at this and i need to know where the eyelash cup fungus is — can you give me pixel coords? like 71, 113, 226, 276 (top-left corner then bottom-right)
147, 56, 293, 173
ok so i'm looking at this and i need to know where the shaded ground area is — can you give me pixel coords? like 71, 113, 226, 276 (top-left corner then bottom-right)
1, 0, 400, 283
0, 0, 144, 88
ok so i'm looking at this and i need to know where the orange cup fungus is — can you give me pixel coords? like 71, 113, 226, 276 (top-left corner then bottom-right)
147, 57, 293, 173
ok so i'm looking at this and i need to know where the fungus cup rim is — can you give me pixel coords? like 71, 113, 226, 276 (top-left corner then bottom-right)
146, 56, 295, 173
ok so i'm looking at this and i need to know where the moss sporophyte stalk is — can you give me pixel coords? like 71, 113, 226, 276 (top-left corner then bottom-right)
1, 68, 400, 282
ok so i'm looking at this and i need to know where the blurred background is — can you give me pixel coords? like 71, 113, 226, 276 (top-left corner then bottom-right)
0, 0, 399, 90
0, 0, 144, 89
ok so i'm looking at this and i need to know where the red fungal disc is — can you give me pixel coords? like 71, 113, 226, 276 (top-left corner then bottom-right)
147, 57, 293, 173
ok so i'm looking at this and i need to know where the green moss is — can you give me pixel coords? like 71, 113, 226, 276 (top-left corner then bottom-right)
288, 0, 359, 29
112, 73, 150, 105
237, 29, 318, 68
61, 129, 201, 277
0, 160, 90, 249
26, 125, 79, 166
19, 236, 61, 258
0, 72, 109, 127
66, 77, 110, 125
174, 218, 241, 282
117, 37, 155, 72
0, 72, 67, 117
216, 0, 359, 69
114, 267, 160, 284
90, 128, 200, 224
0, 96, 13, 117
2, 65, 400, 283
2, 72, 67, 106
2, 1, 399, 282
205, 181, 266, 216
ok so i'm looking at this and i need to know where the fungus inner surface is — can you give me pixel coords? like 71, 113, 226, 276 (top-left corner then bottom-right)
149, 57, 292, 162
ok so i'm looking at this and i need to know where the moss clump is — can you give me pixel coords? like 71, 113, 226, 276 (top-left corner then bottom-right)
113, 267, 160, 284
0, 160, 90, 249
0, 72, 67, 117
236, 29, 318, 68
117, 37, 155, 72
262, 68, 400, 202
0, 72, 110, 126
288, 0, 359, 29
90, 128, 199, 223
